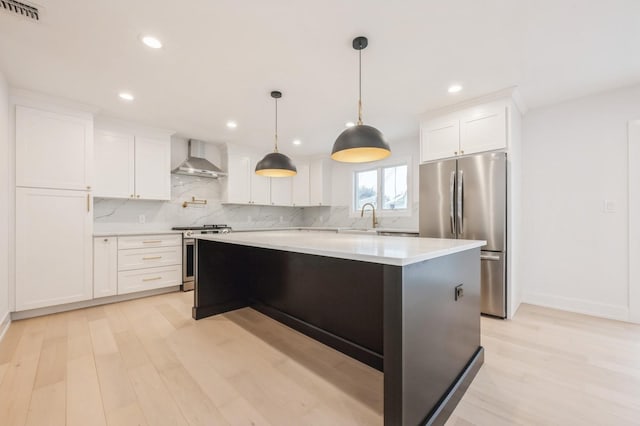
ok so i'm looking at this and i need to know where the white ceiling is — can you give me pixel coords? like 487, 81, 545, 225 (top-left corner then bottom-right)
1, 0, 639, 155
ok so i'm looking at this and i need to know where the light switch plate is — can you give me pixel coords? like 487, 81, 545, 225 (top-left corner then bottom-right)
603, 200, 617, 213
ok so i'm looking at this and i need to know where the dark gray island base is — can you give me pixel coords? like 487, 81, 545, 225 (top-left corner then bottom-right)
193, 238, 484, 426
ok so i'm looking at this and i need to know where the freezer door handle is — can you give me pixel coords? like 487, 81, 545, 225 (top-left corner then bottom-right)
457, 170, 464, 234
480, 254, 501, 261
449, 171, 456, 234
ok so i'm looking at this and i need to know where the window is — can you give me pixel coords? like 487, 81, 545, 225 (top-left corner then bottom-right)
354, 163, 408, 212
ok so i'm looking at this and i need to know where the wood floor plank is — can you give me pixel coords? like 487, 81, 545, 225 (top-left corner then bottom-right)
33, 335, 67, 389
94, 353, 138, 414
0, 354, 40, 426
127, 363, 188, 426
66, 355, 107, 426
25, 380, 66, 426
105, 402, 148, 426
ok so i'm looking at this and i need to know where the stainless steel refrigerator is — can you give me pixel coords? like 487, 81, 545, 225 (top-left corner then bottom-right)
419, 151, 507, 318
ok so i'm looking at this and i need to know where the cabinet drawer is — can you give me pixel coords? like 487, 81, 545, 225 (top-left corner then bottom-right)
118, 246, 181, 271
118, 234, 181, 250
117, 265, 181, 295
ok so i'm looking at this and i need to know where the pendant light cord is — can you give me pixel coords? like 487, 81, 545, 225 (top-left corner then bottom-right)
357, 48, 363, 125
274, 97, 279, 152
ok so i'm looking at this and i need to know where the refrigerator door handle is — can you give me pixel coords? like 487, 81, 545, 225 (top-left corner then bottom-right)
449, 170, 456, 234
480, 254, 501, 261
457, 170, 464, 234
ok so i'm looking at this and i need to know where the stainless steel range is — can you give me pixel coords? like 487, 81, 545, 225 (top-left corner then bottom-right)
171, 224, 231, 291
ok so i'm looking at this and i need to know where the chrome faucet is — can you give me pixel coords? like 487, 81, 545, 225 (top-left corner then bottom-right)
360, 202, 378, 228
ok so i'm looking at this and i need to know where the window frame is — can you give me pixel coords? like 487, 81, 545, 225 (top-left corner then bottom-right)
351, 157, 412, 218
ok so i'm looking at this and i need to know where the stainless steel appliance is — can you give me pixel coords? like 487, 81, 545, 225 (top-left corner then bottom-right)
171, 224, 232, 291
419, 152, 507, 318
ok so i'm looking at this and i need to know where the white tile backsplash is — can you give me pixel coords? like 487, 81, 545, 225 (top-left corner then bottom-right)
94, 175, 418, 232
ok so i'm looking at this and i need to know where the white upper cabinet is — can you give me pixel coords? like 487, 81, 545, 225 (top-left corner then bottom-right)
94, 128, 171, 200
420, 118, 460, 162
16, 187, 93, 311
134, 136, 171, 200
226, 154, 252, 204
270, 177, 292, 206
309, 157, 331, 206
250, 167, 271, 205
291, 162, 310, 207
420, 99, 509, 163
459, 102, 507, 156
94, 130, 135, 198
16, 105, 93, 190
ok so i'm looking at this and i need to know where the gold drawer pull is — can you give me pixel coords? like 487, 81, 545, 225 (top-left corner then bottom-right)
142, 276, 162, 282
142, 240, 162, 244
143, 256, 162, 260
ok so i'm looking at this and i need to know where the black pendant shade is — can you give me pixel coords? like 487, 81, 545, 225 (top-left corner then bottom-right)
331, 36, 390, 163
255, 152, 297, 177
331, 124, 391, 163
255, 90, 297, 177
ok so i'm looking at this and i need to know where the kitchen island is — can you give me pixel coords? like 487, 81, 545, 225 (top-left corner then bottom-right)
193, 230, 485, 426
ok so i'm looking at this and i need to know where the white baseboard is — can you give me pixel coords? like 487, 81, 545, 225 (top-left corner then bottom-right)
0, 310, 11, 343
523, 292, 629, 322
11, 286, 181, 321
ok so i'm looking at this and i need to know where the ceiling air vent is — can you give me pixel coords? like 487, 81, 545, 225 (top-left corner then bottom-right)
1, 0, 39, 21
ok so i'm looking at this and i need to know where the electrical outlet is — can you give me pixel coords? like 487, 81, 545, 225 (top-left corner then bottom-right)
138, 214, 146, 224
603, 199, 616, 213
454, 284, 464, 301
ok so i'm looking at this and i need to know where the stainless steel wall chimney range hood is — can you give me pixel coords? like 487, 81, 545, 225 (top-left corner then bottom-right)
173, 140, 226, 178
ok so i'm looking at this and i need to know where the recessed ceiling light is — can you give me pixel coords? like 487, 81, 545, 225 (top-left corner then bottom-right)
448, 84, 463, 93
226, 121, 238, 129
141, 36, 162, 49
118, 92, 134, 101
345, 122, 355, 128
292, 139, 301, 146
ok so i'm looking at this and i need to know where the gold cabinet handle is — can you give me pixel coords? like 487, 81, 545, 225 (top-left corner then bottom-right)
142, 256, 162, 260
142, 240, 162, 244
87, 194, 91, 212
142, 276, 162, 282
136, 195, 141, 198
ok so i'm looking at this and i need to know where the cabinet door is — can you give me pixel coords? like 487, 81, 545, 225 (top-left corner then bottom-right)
226, 154, 251, 203
292, 162, 310, 206
309, 158, 331, 206
459, 103, 507, 155
94, 130, 135, 198
250, 159, 271, 205
134, 136, 171, 200
420, 117, 460, 162
270, 178, 292, 206
94, 237, 118, 298
16, 188, 93, 311
16, 105, 93, 190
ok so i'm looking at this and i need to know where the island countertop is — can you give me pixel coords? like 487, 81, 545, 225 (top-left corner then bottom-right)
195, 230, 485, 266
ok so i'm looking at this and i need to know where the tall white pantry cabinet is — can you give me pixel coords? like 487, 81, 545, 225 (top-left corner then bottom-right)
14, 104, 94, 311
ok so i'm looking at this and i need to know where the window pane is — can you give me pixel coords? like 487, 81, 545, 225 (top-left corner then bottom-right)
355, 169, 377, 210
382, 165, 407, 210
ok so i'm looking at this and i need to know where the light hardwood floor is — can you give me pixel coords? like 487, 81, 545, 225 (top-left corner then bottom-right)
0, 292, 638, 426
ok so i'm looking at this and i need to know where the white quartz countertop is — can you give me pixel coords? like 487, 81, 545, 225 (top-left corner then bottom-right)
195, 230, 484, 266
93, 230, 183, 237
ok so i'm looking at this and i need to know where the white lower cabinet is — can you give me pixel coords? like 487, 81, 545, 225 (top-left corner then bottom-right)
16, 187, 93, 311
93, 237, 118, 298
117, 265, 182, 295
116, 234, 181, 295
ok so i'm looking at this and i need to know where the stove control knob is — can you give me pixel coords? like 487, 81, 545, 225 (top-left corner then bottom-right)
185, 231, 193, 237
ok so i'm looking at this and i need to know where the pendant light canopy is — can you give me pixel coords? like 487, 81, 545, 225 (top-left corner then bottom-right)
331, 36, 391, 163
255, 91, 297, 177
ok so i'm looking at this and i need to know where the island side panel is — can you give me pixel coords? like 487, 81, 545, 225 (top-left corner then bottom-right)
193, 239, 250, 319
248, 246, 385, 369
383, 248, 483, 426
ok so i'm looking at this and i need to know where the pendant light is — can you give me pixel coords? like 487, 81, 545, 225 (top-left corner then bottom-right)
331, 36, 391, 163
255, 91, 297, 177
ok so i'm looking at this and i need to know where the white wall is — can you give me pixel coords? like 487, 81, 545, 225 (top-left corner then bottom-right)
0, 71, 10, 335
522, 84, 640, 321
